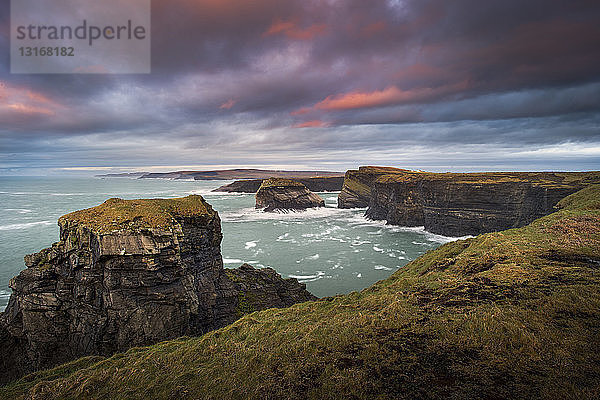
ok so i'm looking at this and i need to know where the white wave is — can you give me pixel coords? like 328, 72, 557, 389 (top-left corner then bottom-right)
307, 254, 320, 260
343, 214, 473, 244
425, 232, 474, 244
326, 197, 337, 201
356, 273, 363, 278
8, 192, 85, 196
374, 265, 393, 271
221, 206, 355, 223
325, 237, 347, 243
223, 258, 243, 264
245, 241, 258, 249
0, 290, 11, 299
3, 208, 32, 214
373, 246, 385, 253
289, 270, 326, 282
0, 221, 52, 231
277, 233, 290, 240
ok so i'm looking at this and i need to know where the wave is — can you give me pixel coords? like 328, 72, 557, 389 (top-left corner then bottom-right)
3, 208, 32, 214
245, 241, 258, 250
0, 221, 53, 231
374, 265, 393, 271
223, 258, 243, 264
341, 214, 473, 244
289, 271, 326, 283
221, 206, 354, 223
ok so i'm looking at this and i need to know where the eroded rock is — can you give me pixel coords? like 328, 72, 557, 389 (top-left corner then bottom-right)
0, 195, 315, 384
256, 178, 325, 212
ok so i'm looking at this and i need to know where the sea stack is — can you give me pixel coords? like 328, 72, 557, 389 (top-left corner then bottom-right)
0, 195, 315, 384
255, 178, 325, 212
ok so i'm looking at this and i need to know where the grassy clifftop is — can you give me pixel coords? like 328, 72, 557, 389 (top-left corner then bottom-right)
3, 186, 600, 399
59, 195, 213, 233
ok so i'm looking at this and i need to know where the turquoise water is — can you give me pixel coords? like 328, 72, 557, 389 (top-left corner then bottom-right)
0, 176, 460, 310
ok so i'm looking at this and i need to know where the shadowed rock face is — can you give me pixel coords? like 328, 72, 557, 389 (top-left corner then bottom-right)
339, 167, 600, 236
255, 178, 325, 212
0, 195, 315, 384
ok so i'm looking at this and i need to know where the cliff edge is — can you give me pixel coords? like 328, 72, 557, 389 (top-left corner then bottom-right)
339, 167, 600, 236
0, 195, 315, 384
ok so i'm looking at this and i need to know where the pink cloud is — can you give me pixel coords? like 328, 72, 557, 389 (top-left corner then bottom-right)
314, 81, 471, 111
263, 19, 327, 40
0, 81, 61, 117
293, 120, 329, 128
220, 99, 237, 109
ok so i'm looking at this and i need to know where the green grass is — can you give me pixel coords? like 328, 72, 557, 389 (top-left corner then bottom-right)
3, 185, 600, 399
59, 195, 214, 233
259, 178, 306, 188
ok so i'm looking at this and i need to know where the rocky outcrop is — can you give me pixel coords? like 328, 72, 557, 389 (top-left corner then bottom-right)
214, 176, 345, 193
340, 167, 600, 236
338, 167, 412, 208
0, 195, 315, 384
256, 178, 325, 212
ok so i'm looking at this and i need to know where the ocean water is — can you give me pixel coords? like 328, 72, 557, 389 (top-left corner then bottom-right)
0, 176, 464, 310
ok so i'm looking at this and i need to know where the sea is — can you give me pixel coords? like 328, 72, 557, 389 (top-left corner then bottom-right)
0, 176, 466, 311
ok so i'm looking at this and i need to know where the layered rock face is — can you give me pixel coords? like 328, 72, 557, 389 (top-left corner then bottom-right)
0, 195, 315, 384
256, 178, 325, 212
338, 166, 412, 208
341, 167, 600, 236
214, 176, 344, 193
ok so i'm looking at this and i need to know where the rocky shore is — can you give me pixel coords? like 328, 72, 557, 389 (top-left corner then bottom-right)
339, 166, 600, 236
0, 195, 315, 384
255, 178, 325, 212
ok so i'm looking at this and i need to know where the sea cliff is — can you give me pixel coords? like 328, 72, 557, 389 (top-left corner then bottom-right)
339, 167, 600, 236
0, 195, 315, 384
3, 185, 599, 399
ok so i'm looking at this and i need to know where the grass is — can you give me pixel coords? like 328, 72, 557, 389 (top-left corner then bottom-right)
372, 170, 600, 188
3, 186, 600, 399
59, 195, 214, 233
259, 178, 307, 188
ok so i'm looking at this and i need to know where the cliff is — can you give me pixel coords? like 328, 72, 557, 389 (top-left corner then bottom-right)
0, 195, 315, 384
340, 167, 600, 236
3, 185, 599, 399
255, 178, 325, 212
214, 176, 345, 193
337, 166, 412, 208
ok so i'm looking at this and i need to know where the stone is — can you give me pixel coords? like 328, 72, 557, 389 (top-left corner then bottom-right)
255, 178, 325, 212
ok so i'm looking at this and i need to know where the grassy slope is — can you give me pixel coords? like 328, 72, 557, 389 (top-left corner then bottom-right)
3, 186, 600, 399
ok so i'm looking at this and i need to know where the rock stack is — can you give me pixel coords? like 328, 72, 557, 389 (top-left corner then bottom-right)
0, 195, 315, 384
255, 178, 325, 212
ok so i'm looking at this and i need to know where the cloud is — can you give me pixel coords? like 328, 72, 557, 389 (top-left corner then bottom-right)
1, 0, 599, 173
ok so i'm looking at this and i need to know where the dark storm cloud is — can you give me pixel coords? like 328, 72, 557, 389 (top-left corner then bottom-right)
1, 0, 599, 172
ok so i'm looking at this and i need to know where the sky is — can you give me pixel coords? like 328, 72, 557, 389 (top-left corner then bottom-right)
1, 0, 599, 175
